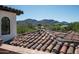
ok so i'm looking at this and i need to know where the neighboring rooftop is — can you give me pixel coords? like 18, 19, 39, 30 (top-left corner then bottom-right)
9, 30, 79, 54
0, 5, 23, 15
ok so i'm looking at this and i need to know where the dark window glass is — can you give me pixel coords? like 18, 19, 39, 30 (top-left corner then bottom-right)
1, 17, 10, 35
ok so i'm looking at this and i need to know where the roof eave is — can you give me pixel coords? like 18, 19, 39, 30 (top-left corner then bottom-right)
0, 5, 24, 15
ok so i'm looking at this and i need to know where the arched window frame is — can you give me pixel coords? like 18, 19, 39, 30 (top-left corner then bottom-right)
1, 17, 10, 35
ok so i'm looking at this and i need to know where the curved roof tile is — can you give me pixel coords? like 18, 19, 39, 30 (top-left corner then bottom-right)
9, 30, 79, 54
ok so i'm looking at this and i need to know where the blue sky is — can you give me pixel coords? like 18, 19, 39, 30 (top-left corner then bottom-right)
8, 5, 79, 23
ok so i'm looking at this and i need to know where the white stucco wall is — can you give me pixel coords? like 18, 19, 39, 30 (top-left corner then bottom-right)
0, 10, 17, 42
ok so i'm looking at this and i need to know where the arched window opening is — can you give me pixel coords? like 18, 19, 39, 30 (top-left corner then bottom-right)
1, 17, 10, 35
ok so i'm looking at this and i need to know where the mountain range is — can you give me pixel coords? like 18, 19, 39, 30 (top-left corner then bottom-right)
17, 19, 69, 26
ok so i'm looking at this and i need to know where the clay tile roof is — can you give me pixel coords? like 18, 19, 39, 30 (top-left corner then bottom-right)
9, 30, 79, 54
0, 5, 23, 15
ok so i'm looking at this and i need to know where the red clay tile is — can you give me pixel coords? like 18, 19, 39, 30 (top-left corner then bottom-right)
60, 42, 68, 54
52, 42, 62, 53
75, 45, 79, 54
67, 43, 74, 54
46, 40, 57, 52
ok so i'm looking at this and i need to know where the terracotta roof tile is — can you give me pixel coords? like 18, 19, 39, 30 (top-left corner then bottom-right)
9, 30, 79, 54
31, 43, 39, 49
67, 43, 75, 54
60, 42, 68, 54
36, 44, 43, 50
52, 42, 62, 53
75, 45, 79, 54
46, 40, 57, 52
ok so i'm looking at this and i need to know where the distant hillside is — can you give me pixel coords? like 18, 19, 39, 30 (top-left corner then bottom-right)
17, 19, 79, 34
38, 19, 59, 25
17, 19, 69, 25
